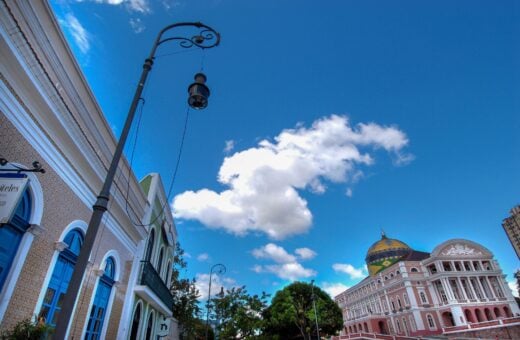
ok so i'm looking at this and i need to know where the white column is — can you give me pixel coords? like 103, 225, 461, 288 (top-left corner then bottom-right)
116, 239, 146, 339
467, 277, 478, 300
457, 277, 468, 301
441, 278, 455, 302
485, 276, 497, 299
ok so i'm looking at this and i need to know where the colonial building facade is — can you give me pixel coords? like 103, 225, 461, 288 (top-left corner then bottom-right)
1, 1, 178, 338
334, 234, 520, 338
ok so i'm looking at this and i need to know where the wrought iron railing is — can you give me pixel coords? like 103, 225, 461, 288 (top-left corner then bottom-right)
140, 261, 173, 308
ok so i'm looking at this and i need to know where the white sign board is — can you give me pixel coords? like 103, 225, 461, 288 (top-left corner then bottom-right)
0, 175, 29, 223
156, 315, 171, 338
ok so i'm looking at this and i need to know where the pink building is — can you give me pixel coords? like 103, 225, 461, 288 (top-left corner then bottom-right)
334, 234, 519, 337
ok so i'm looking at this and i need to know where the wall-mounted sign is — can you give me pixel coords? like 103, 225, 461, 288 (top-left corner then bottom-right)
156, 315, 171, 338
0, 174, 28, 223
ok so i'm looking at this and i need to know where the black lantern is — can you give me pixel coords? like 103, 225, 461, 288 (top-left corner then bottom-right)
188, 72, 210, 109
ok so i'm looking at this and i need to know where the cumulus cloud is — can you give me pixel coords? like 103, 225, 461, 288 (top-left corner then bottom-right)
252, 243, 316, 281
195, 273, 236, 300
254, 262, 316, 281
196, 253, 210, 262
252, 243, 296, 263
224, 140, 235, 153
295, 247, 317, 260
333, 263, 367, 279
508, 280, 519, 297
173, 115, 411, 239
345, 188, 353, 198
61, 13, 90, 54
78, 0, 151, 13
129, 18, 145, 33
322, 282, 350, 298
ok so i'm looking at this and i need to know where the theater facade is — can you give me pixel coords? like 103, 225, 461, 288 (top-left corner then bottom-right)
334, 234, 520, 338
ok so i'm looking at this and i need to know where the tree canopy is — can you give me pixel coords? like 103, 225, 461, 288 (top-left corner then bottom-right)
211, 286, 269, 339
263, 281, 343, 340
170, 243, 204, 339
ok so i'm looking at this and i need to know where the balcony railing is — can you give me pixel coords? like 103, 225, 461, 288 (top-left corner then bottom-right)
140, 261, 173, 308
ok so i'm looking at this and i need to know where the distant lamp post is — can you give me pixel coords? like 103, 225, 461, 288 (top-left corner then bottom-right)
311, 280, 320, 340
206, 263, 226, 340
54, 22, 220, 339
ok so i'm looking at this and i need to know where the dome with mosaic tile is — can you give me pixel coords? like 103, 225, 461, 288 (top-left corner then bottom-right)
365, 232, 412, 276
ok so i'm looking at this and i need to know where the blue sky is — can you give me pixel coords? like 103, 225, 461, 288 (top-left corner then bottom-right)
50, 0, 519, 300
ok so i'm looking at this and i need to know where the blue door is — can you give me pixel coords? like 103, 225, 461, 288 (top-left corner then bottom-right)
39, 229, 83, 327
0, 186, 31, 291
85, 257, 115, 340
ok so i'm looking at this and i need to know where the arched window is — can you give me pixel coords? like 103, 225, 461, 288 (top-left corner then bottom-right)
411, 267, 418, 273
145, 311, 154, 340
396, 319, 401, 333
165, 260, 172, 284
145, 229, 155, 262
427, 314, 436, 329
40, 229, 84, 327
129, 302, 142, 340
420, 291, 428, 304
397, 297, 402, 308
0, 187, 31, 291
85, 257, 116, 339
157, 247, 164, 275
403, 293, 410, 306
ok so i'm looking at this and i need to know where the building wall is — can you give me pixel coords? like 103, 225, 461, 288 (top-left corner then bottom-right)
503, 205, 520, 259
335, 239, 520, 338
0, 1, 150, 338
1, 109, 137, 338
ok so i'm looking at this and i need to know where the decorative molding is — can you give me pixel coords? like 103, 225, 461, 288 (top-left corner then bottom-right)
93, 269, 104, 277
28, 224, 44, 236
54, 241, 67, 251
441, 244, 483, 256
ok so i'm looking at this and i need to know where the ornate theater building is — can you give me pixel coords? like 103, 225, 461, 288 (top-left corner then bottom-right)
334, 234, 520, 338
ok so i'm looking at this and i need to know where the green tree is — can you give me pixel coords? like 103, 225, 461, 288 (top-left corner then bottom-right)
263, 281, 342, 340
170, 243, 203, 339
212, 286, 269, 339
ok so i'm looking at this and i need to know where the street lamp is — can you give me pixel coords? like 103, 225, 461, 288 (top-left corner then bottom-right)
311, 280, 320, 340
206, 263, 226, 340
54, 22, 220, 339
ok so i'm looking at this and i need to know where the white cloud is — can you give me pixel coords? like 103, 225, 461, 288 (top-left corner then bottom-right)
173, 115, 411, 239
322, 282, 350, 298
61, 13, 90, 54
252, 243, 296, 263
345, 188, 353, 197
224, 140, 235, 153
196, 253, 210, 262
295, 247, 317, 260
255, 262, 316, 281
161, 0, 182, 10
129, 18, 145, 33
195, 273, 236, 300
333, 263, 367, 279
252, 243, 316, 281
79, 0, 151, 13
508, 280, 519, 297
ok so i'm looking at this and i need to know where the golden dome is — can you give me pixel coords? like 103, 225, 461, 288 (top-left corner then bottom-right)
365, 232, 411, 276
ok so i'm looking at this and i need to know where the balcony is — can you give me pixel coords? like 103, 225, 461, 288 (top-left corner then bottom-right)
135, 261, 173, 316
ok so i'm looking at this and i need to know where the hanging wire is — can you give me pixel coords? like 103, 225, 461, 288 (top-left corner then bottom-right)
154, 48, 200, 59
199, 48, 206, 72
124, 98, 192, 227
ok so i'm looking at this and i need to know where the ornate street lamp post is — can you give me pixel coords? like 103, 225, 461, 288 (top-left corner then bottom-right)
206, 263, 226, 340
54, 22, 220, 339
